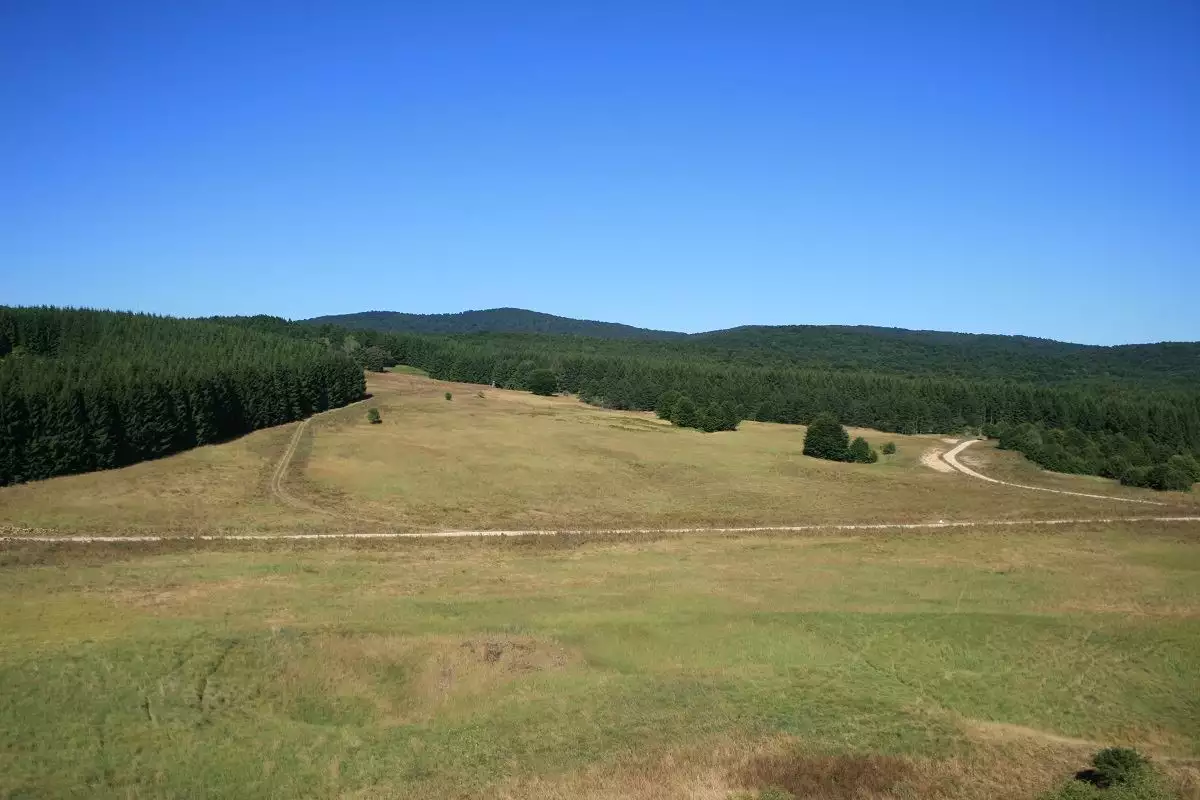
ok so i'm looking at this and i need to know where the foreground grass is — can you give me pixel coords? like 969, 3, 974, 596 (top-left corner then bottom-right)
2, 523, 1198, 798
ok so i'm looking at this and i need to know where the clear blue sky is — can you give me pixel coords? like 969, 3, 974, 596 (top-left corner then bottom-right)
2, 1, 1197, 344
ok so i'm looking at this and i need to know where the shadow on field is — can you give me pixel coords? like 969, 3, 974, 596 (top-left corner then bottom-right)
738, 751, 922, 798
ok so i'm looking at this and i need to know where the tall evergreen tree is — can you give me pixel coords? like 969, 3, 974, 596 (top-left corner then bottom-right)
671, 396, 699, 429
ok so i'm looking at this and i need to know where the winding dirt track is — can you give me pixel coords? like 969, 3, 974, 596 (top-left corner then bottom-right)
941, 440, 1165, 506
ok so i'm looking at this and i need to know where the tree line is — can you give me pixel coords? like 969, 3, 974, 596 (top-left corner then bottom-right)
0, 307, 364, 486
993, 421, 1200, 491
358, 330, 1199, 490
116, 314, 1200, 492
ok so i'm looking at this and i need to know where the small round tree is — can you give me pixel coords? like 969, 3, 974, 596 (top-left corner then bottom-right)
803, 413, 850, 461
444, 391, 453, 402
881, 441, 896, 455
527, 368, 559, 396
356, 345, 392, 373
366, 407, 382, 425
848, 436, 878, 463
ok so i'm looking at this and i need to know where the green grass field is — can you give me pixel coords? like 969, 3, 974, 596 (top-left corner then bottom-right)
2, 525, 1198, 798
1, 373, 1198, 798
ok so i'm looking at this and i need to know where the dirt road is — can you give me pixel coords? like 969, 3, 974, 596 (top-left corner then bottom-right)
941, 439, 1165, 506
3, 515, 1199, 543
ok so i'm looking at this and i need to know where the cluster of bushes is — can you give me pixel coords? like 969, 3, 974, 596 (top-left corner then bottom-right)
991, 422, 1198, 491
803, 414, 879, 463
655, 391, 740, 432
1040, 747, 1171, 800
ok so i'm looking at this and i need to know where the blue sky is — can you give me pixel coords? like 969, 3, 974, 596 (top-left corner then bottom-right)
2, 1, 1197, 344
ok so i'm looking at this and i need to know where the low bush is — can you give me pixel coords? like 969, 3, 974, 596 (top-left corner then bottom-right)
366, 407, 381, 424
1038, 747, 1170, 800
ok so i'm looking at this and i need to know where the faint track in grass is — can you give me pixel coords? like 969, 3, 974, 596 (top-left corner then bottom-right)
268, 398, 371, 517
3, 516, 1199, 543
941, 440, 1167, 506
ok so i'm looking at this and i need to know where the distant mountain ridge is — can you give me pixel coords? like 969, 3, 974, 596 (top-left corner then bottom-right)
303, 308, 685, 340
300, 308, 1200, 387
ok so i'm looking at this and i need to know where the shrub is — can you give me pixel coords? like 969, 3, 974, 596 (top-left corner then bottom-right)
526, 368, 559, 396
444, 392, 452, 401
366, 407, 381, 425
847, 436, 877, 463
1038, 747, 1169, 800
881, 441, 896, 455
1091, 748, 1152, 789
803, 413, 850, 461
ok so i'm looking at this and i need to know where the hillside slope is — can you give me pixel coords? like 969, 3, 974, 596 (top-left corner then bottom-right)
303, 308, 684, 340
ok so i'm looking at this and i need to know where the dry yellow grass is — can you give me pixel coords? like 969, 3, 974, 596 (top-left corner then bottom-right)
0, 372, 1191, 536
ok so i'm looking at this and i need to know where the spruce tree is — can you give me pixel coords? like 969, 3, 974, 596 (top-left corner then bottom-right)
655, 391, 681, 420
672, 396, 699, 429
803, 413, 850, 461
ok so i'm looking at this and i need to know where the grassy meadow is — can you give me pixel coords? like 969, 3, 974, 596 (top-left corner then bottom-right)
0, 373, 1190, 537
2, 524, 1198, 798
1, 372, 1198, 798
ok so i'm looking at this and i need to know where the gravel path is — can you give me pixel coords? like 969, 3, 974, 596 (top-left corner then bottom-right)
941, 439, 1166, 506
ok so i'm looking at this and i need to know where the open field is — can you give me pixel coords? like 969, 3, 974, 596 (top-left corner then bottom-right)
1, 373, 1194, 537
2, 524, 1199, 798
2, 372, 1199, 798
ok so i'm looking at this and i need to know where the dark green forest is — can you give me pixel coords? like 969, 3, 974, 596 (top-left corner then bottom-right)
303, 308, 1200, 388
303, 308, 685, 341
0, 307, 364, 486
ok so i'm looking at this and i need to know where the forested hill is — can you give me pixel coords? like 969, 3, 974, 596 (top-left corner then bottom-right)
0, 307, 364, 486
304, 309, 1200, 388
688, 326, 1200, 387
302, 308, 685, 341
231, 314, 1200, 490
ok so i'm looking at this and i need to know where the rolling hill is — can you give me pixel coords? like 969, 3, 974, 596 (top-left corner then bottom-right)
302, 308, 684, 340
301, 308, 1200, 388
